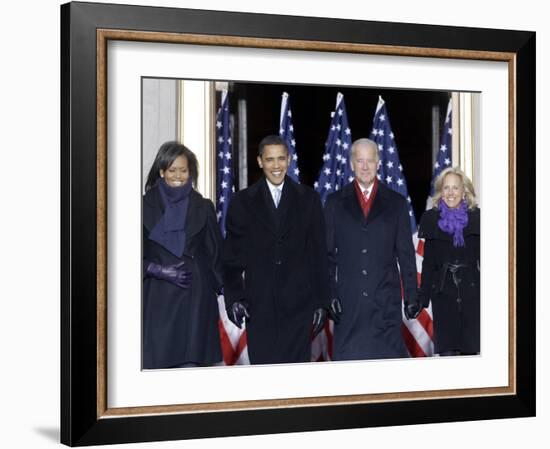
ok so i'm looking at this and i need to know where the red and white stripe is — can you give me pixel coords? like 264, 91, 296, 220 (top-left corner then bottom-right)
313, 231, 436, 361
311, 320, 334, 362
217, 241, 434, 364
217, 295, 250, 365
401, 232, 434, 357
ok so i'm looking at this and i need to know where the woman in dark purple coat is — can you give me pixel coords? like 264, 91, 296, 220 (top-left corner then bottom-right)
142, 142, 223, 369
418, 167, 480, 356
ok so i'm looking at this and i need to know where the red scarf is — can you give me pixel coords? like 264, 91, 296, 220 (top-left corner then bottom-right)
354, 178, 378, 218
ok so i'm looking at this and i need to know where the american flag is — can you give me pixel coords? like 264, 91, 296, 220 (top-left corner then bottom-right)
311, 93, 353, 361
314, 92, 354, 204
412, 98, 453, 356
371, 96, 417, 233
215, 90, 250, 365
215, 90, 234, 238
430, 98, 453, 197
371, 96, 434, 357
311, 320, 334, 362
279, 92, 300, 183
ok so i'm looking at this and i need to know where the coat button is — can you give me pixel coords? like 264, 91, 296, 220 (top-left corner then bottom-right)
362, 269, 367, 275
362, 291, 368, 297
361, 248, 367, 254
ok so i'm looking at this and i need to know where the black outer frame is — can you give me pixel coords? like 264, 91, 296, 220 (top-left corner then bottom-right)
60, 1, 535, 446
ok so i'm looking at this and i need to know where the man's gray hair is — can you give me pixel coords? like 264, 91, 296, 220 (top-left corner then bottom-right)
351, 138, 379, 161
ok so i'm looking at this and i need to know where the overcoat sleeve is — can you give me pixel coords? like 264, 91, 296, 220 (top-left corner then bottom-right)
142, 225, 149, 280
395, 196, 418, 304
417, 211, 438, 308
323, 194, 338, 301
222, 194, 248, 307
418, 238, 437, 308
204, 199, 223, 292
142, 196, 156, 280
308, 192, 330, 310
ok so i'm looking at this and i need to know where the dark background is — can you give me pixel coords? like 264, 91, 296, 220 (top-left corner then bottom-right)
224, 82, 450, 222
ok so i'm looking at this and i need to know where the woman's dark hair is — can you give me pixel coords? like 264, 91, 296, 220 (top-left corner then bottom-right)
145, 141, 199, 191
258, 134, 288, 156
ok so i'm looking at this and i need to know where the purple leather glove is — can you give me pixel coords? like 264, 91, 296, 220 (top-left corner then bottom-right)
145, 261, 192, 289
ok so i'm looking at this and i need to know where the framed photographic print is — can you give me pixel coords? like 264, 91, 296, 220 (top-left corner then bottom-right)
61, 1, 535, 446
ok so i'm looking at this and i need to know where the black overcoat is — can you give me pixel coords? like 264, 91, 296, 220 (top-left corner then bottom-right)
324, 182, 418, 360
418, 207, 480, 354
222, 177, 330, 364
142, 186, 223, 369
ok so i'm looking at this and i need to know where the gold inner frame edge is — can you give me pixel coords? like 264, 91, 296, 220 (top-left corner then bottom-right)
96, 28, 517, 418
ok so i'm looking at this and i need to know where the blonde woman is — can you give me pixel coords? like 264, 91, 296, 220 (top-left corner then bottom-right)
418, 167, 480, 356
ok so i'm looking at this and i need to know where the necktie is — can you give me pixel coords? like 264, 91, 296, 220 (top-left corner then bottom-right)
364, 189, 370, 201
273, 187, 281, 208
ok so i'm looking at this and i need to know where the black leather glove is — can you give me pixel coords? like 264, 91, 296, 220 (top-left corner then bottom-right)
404, 298, 422, 320
312, 308, 328, 337
227, 301, 250, 329
145, 261, 192, 289
329, 298, 343, 324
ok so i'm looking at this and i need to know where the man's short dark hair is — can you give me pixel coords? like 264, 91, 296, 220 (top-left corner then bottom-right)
258, 135, 289, 156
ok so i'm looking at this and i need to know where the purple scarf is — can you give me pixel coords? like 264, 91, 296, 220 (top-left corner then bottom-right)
148, 178, 192, 257
438, 199, 469, 247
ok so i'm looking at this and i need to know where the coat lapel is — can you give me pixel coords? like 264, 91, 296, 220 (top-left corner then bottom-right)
464, 207, 480, 236
143, 187, 164, 232
249, 177, 299, 237
342, 182, 365, 225
277, 178, 298, 237
340, 181, 388, 227
365, 183, 387, 225
250, 179, 279, 236
184, 191, 205, 243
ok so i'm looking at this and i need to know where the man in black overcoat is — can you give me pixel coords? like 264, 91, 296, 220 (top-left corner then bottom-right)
324, 138, 421, 360
222, 135, 330, 364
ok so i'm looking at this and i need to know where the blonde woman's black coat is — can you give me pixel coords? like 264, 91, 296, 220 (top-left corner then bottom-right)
142, 186, 223, 369
418, 207, 480, 354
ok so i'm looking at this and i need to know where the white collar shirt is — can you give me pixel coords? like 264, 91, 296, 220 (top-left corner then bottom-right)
358, 182, 374, 200
266, 179, 284, 207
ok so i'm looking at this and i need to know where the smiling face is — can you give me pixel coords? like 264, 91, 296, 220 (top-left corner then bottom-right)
441, 173, 465, 208
160, 155, 190, 187
351, 142, 379, 189
257, 144, 290, 186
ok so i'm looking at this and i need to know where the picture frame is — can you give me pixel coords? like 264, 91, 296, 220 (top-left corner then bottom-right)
60, 1, 535, 446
